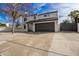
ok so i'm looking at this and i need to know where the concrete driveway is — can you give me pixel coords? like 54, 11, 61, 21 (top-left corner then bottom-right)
0, 32, 79, 56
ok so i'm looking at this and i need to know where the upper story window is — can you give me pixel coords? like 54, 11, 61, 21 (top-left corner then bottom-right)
34, 16, 36, 19
34, 14, 37, 19
24, 18, 27, 21
44, 14, 47, 17
44, 14, 49, 17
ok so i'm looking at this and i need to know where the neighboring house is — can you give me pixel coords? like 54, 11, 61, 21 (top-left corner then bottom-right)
23, 11, 60, 32
6, 23, 10, 27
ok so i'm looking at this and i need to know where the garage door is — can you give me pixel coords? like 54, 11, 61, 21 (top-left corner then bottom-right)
35, 22, 55, 32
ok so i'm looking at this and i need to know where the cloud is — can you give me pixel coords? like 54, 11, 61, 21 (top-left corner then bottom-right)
54, 3, 79, 22
1, 3, 79, 23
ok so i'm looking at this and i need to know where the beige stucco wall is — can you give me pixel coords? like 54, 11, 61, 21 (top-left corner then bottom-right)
26, 12, 58, 22
28, 23, 34, 31
77, 23, 79, 32
55, 21, 60, 32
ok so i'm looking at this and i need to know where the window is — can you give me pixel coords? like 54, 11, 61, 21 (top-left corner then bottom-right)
24, 18, 27, 21
44, 14, 49, 17
44, 14, 47, 17
24, 25, 26, 29
34, 16, 36, 19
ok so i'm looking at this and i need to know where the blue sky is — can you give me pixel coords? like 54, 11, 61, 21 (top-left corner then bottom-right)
0, 3, 79, 23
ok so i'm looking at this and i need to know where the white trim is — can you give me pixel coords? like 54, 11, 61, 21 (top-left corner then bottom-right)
33, 23, 35, 32
27, 20, 59, 32
77, 23, 79, 32
34, 20, 57, 24
34, 20, 59, 32
55, 21, 58, 32
26, 24, 28, 32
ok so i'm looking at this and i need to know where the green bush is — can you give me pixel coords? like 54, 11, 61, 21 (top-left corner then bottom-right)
0, 23, 6, 27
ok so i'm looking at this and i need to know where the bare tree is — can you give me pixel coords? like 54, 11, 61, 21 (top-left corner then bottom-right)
0, 3, 25, 33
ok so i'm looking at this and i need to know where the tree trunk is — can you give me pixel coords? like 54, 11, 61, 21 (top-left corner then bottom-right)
12, 20, 15, 33
75, 17, 78, 23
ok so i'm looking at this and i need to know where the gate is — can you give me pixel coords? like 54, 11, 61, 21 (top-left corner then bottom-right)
60, 23, 77, 31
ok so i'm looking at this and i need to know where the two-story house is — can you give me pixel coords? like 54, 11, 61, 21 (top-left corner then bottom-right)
23, 11, 60, 32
